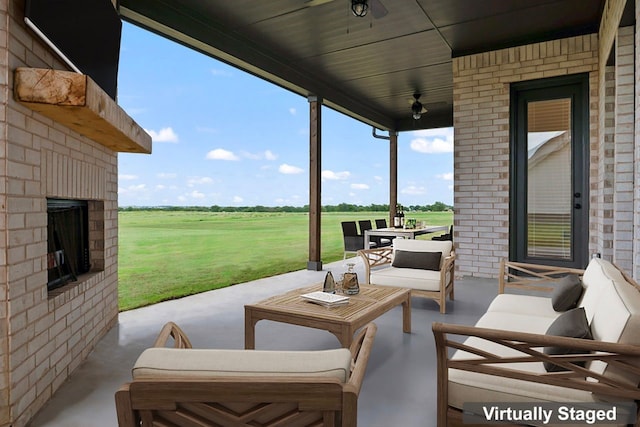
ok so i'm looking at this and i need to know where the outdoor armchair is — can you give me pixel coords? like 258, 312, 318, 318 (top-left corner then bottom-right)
115, 321, 377, 427
358, 238, 455, 313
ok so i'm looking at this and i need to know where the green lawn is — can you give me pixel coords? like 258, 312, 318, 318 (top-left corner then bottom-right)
118, 211, 452, 310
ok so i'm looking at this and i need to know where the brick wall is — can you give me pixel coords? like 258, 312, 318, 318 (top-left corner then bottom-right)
596, 65, 615, 262
613, 26, 635, 272
0, 1, 119, 426
452, 35, 599, 277
635, 0, 640, 279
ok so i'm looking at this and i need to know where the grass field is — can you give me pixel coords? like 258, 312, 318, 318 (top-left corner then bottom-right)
118, 211, 453, 311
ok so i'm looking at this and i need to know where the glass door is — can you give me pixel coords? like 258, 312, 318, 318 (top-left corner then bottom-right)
510, 75, 589, 269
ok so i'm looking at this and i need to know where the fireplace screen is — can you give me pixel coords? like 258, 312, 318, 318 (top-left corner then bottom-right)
47, 199, 91, 290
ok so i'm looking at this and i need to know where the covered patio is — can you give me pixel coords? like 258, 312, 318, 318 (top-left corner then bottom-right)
3, 0, 640, 426
27, 259, 496, 427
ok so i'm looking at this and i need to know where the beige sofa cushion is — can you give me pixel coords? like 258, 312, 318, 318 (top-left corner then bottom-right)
583, 259, 640, 390
579, 258, 616, 323
486, 294, 560, 319
133, 348, 352, 382
370, 266, 442, 291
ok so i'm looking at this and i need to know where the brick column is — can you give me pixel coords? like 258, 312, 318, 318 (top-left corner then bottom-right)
613, 26, 634, 273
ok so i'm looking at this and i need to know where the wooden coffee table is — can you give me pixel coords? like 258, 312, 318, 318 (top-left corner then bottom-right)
245, 284, 411, 348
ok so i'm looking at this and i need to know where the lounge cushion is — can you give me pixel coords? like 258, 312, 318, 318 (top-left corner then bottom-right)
475, 311, 555, 335
543, 307, 592, 372
370, 266, 442, 291
579, 258, 614, 323
551, 274, 583, 311
586, 259, 640, 393
133, 347, 352, 382
486, 294, 560, 319
392, 250, 441, 270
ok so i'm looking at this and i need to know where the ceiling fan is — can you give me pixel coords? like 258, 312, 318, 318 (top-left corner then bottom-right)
409, 93, 428, 120
304, 0, 388, 19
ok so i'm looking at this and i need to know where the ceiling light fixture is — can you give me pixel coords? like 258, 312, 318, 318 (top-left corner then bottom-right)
411, 93, 423, 120
351, 0, 368, 17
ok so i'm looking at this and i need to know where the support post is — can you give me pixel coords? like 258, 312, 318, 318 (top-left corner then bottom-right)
389, 131, 398, 225
308, 95, 323, 271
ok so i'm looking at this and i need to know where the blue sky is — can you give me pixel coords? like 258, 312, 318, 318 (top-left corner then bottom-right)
117, 22, 453, 207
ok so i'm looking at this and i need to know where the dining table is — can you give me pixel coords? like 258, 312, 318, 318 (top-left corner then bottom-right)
363, 225, 449, 247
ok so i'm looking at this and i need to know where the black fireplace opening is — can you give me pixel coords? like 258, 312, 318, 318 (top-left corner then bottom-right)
47, 198, 91, 290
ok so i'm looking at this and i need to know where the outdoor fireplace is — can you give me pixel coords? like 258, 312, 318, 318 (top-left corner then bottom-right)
47, 198, 91, 290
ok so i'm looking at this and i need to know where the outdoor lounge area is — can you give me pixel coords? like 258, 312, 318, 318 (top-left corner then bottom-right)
27, 259, 497, 427
6, 1, 640, 426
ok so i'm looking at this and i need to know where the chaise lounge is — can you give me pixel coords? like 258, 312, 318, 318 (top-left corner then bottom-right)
115, 321, 377, 427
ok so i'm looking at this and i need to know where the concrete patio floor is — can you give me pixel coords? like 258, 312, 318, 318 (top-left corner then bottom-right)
28, 258, 497, 427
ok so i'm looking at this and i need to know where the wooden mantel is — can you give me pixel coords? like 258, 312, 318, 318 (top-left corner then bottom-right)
14, 68, 151, 154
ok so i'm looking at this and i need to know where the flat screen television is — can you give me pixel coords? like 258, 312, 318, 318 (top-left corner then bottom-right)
24, 0, 122, 100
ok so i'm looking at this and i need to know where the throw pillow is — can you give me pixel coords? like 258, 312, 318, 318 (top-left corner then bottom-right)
543, 307, 593, 372
551, 274, 583, 311
392, 250, 441, 271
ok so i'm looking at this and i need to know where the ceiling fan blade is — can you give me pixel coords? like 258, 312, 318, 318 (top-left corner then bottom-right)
305, 0, 336, 7
371, 0, 388, 19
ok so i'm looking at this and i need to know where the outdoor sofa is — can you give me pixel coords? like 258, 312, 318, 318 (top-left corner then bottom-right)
433, 257, 640, 426
115, 321, 377, 427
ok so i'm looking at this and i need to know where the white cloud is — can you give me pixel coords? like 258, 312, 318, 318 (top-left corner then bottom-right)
412, 127, 453, 138
145, 127, 179, 143
374, 176, 383, 182
157, 172, 177, 179
264, 150, 277, 160
118, 184, 147, 195
409, 127, 453, 153
155, 184, 166, 190
279, 164, 304, 174
187, 176, 214, 187
189, 190, 206, 199
275, 195, 302, 204
119, 174, 138, 180
322, 170, 350, 180
289, 108, 297, 115
410, 137, 453, 153
233, 195, 244, 203
350, 183, 369, 190
206, 148, 240, 161
401, 185, 426, 195
438, 172, 454, 181
240, 150, 278, 161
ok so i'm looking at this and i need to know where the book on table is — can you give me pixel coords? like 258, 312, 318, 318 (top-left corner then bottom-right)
301, 291, 350, 307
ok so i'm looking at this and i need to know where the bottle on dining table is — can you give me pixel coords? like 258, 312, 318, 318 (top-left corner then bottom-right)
393, 204, 401, 228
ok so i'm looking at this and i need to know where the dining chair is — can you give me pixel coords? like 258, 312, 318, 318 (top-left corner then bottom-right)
375, 218, 387, 228
432, 225, 453, 241
342, 221, 375, 259
359, 220, 392, 248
